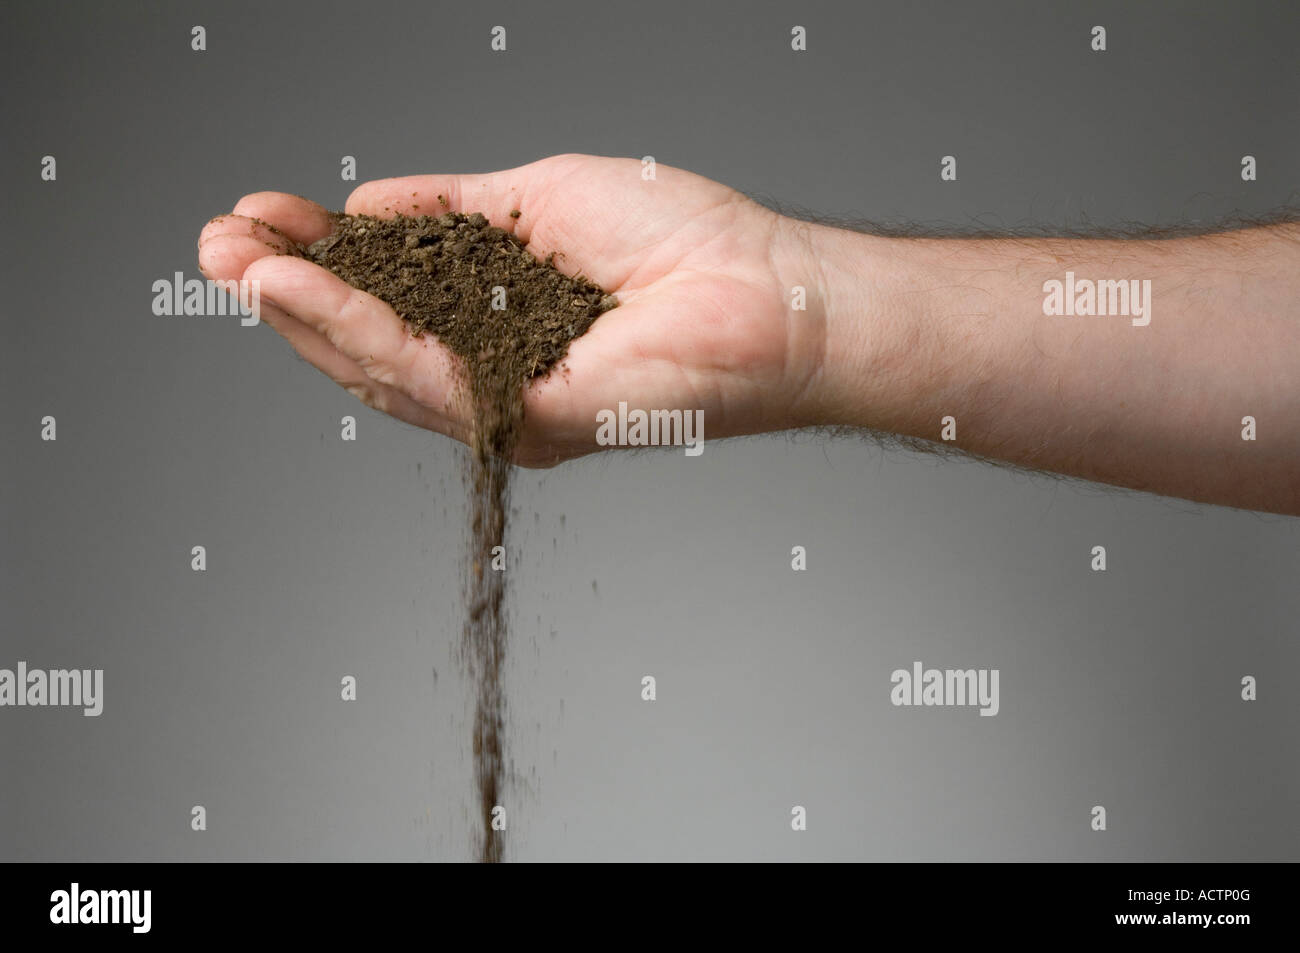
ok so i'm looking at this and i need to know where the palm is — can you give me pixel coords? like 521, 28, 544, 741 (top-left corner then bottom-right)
199, 154, 803, 464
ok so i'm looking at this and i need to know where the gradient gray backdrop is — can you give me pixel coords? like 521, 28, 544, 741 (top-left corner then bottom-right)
2, 0, 1297, 861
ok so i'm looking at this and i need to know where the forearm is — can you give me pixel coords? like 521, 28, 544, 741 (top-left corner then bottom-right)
783, 218, 1300, 515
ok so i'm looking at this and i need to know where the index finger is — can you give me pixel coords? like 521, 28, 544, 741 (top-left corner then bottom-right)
343, 155, 586, 241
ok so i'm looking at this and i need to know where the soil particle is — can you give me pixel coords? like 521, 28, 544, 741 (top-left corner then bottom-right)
303, 211, 616, 862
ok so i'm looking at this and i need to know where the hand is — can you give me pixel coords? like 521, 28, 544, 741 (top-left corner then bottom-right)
198, 154, 829, 466
200, 154, 1300, 512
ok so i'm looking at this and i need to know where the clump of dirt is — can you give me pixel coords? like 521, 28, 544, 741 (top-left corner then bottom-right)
303, 211, 616, 862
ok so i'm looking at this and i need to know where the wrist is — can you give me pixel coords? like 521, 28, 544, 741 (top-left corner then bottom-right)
772, 215, 937, 436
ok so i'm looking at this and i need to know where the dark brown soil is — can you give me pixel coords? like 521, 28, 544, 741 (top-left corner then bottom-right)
303, 211, 616, 862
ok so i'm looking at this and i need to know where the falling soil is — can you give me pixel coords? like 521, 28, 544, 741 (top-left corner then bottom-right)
304, 211, 616, 862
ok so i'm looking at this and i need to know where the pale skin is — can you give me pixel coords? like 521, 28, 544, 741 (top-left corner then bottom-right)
198, 154, 1300, 515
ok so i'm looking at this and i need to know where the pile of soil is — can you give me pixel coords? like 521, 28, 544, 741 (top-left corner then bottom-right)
303, 210, 616, 862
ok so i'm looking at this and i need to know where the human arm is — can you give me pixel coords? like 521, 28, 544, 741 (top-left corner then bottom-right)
778, 215, 1300, 514
197, 154, 1300, 514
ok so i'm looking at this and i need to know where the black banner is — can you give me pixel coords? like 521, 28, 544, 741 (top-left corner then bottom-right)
3, 863, 1285, 940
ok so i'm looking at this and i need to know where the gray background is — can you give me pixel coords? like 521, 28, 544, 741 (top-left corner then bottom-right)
1, 0, 1296, 861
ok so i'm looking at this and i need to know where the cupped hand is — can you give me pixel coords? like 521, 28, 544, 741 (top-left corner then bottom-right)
198, 154, 828, 465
